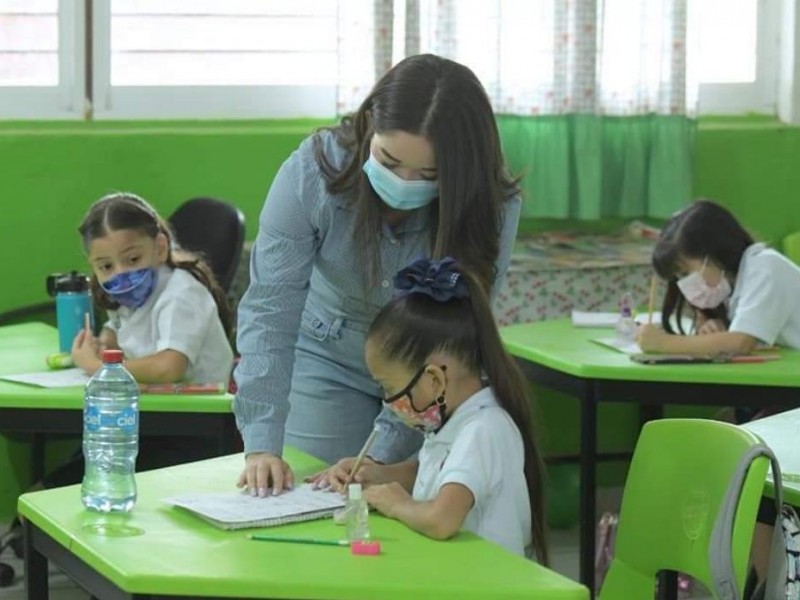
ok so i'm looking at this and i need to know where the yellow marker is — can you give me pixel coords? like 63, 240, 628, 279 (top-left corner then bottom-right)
46, 352, 74, 369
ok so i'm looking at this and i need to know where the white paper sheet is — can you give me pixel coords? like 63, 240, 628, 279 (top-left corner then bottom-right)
591, 337, 643, 355
0, 368, 89, 388
163, 483, 346, 529
571, 310, 663, 328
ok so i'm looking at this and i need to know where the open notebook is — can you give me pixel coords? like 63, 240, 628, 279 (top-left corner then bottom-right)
164, 484, 346, 530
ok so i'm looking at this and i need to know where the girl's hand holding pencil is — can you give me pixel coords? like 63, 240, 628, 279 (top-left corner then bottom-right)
307, 426, 383, 493
71, 312, 102, 375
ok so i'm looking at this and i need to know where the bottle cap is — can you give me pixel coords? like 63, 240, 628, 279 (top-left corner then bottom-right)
348, 483, 362, 500
102, 349, 124, 364
350, 540, 381, 556
46, 271, 90, 296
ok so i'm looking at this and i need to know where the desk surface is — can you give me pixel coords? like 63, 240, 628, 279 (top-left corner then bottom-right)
742, 408, 800, 507
0, 322, 231, 413
502, 319, 800, 386
18, 450, 587, 600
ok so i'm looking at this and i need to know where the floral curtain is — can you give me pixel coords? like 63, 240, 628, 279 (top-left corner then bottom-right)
336, 0, 697, 218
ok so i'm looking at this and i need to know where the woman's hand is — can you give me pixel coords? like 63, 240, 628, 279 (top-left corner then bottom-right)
305, 456, 385, 493
696, 318, 727, 335
636, 323, 671, 353
71, 329, 101, 374
237, 452, 295, 496
363, 482, 412, 519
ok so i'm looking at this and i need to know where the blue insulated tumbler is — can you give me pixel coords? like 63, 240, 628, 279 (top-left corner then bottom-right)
46, 271, 93, 352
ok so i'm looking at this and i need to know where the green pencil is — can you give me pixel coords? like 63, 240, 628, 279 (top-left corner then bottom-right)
247, 534, 348, 547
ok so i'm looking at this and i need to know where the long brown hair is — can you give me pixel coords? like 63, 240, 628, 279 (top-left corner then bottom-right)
78, 193, 233, 338
652, 199, 754, 334
367, 260, 548, 564
313, 53, 518, 292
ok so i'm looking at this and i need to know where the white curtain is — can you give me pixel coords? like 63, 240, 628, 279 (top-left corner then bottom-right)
336, 0, 698, 117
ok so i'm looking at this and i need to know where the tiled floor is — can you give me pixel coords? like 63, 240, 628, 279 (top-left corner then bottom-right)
0, 486, 711, 599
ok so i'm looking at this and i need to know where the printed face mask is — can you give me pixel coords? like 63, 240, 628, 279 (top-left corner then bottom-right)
676, 259, 732, 309
362, 154, 438, 211
383, 365, 447, 434
101, 267, 157, 309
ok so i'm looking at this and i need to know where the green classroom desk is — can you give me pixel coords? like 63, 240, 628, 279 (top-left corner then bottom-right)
742, 407, 800, 508
18, 450, 589, 600
0, 323, 238, 481
501, 318, 800, 593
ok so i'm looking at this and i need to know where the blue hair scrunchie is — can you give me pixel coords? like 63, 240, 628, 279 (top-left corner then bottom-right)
393, 257, 470, 302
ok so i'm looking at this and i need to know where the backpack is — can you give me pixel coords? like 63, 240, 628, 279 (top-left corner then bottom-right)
712, 444, 800, 600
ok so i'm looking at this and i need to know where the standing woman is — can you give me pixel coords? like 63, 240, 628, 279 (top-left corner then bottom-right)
235, 54, 522, 495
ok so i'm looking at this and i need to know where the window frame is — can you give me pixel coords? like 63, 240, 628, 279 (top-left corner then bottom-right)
696, 0, 780, 115
89, 1, 337, 120
0, 0, 85, 119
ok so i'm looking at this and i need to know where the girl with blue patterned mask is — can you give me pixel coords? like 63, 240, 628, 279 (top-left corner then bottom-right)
72, 193, 233, 386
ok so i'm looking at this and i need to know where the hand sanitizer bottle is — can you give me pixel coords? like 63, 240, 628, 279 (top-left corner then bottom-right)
345, 483, 370, 542
615, 292, 636, 344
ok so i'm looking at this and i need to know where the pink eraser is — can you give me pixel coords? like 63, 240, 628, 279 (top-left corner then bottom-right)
350, 540, 381, 555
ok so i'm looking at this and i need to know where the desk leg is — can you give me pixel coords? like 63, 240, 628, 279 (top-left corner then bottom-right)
580, 381, 598, 596
23, 520, 48, 600
31, 433, 45, 483
657, 570, 678, 599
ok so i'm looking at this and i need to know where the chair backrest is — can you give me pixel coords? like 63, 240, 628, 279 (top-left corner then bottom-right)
599, 419, 769, 600
781, 231, 800, 266
167, 197, 245, 293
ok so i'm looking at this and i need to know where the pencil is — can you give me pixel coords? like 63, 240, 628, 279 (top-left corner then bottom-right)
647, 275, 657, 325
344, 426, 380, 488
139, 382, 226, 394
84, 312, 91, 333
247, 534, 348, 547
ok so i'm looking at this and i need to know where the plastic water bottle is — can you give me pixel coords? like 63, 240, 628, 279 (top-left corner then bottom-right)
345, 483, 370, 541
615, 292, 637, 344
81, 349, 139, 512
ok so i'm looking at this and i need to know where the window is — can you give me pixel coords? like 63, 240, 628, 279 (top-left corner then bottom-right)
0, 0, 83, 118
0, 0, 788, 119
92, 0, 337, 118
689, 0, 779, 114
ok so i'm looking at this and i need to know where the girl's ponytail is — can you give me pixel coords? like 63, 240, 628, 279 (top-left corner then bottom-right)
459, 270, 549, 565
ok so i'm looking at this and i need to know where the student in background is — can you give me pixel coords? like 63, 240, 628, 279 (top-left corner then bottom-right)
3, 193, 237, 561
234, 53, 522, 497
317, 257, 547, 563
53, 192, 235, 481
72, 192, 234, 384
637, 199, 800, 357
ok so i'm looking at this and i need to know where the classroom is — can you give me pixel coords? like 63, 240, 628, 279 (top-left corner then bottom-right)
1, 1, 800, 599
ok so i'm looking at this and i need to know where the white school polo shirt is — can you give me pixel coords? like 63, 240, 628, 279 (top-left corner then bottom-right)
413, 386, 533, 557
104, 265, 234, 384
728, 243, 800, 349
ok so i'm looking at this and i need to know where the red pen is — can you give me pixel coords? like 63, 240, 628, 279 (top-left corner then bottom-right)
139, 382, 227, 394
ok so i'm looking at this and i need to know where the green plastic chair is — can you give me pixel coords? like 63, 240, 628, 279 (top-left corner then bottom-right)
599, 419, 769, 599
781, 231, 800, 266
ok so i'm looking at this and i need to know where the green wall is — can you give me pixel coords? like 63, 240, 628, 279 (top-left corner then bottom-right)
694, 117, 800, 245
1, 116, 799, 521
0, 120, 333, 317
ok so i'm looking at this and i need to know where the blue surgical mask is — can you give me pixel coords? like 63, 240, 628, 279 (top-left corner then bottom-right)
101, 267, 157, 309
362, 154, 438, 211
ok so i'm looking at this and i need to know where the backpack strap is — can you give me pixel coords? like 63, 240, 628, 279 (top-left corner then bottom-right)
708, 443, 784, 600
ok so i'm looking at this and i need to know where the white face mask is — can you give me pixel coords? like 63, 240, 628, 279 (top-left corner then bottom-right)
676, 259, 732, 309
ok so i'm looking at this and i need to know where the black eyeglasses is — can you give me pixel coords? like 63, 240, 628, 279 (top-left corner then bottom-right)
383, 365, 446, 408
